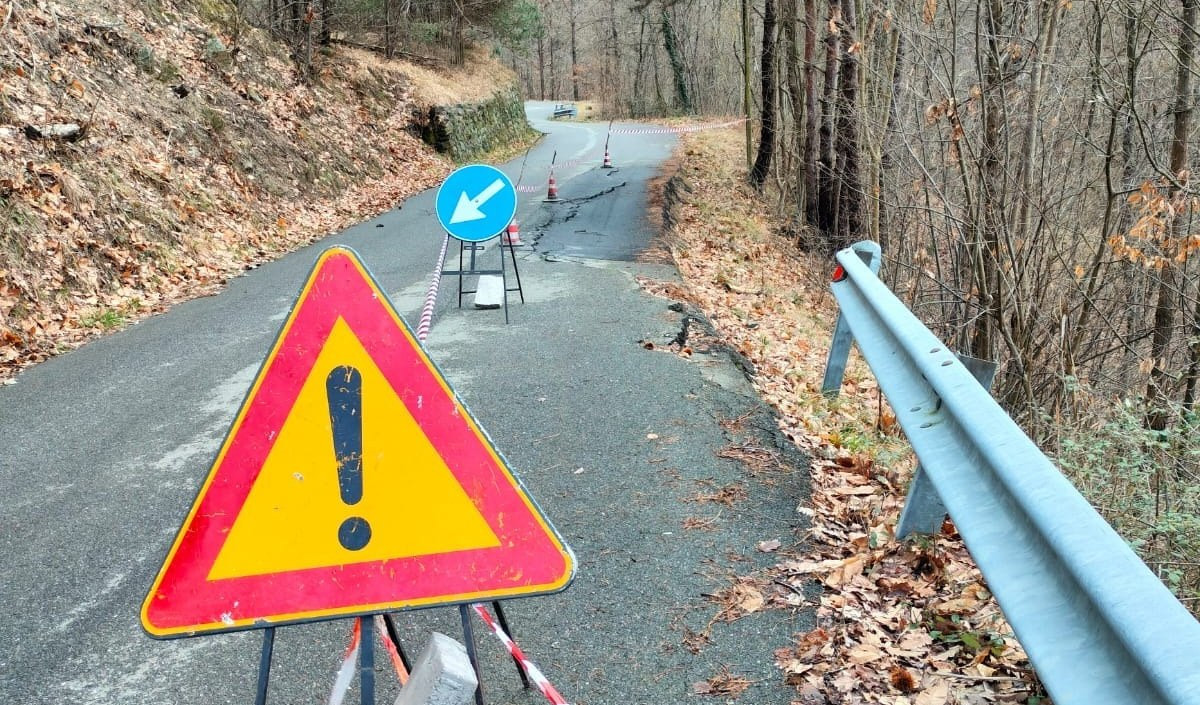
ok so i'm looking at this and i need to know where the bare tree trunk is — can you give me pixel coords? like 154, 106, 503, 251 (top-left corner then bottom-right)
548, 11, 557, 99
609, 0, 622, 109
832, 0, 860, 247
874, 30, 903, 252
1147, 0, 1197, 428
1012, 0, 1062, 245
783, 0, 803, 209
570, 0, 581, 100
633, 11, 649, 115
319, 0, 333, 46
1183, 287, 1200, 409
452, 3, 465, 66
662, 5, 693, 113
750, 0, 777, 187
803, 0, 818, 225
816, 2, 839, 238
384, 0, 393, 58
969, 0, 1010, 361
538, 28, 547, 99
743, 0, 753, 168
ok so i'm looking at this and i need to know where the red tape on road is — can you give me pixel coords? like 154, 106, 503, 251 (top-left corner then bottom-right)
471, 604, 571, 705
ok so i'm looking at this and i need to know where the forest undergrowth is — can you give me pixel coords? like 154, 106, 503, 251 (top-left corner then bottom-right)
653, 126, 1200, 704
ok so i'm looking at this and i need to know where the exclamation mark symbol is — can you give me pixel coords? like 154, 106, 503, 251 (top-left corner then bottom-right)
327, 365, 372, 551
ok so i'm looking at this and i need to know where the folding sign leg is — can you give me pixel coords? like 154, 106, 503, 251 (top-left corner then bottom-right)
500, 243, 510, 325
360, 616, 376, 705
382, 613, 412, 672
457, 240, 466, 309
459, 604, 486, 705
255, 627, 276, 705
505, 239, 525, 304
491, 601, 531, 689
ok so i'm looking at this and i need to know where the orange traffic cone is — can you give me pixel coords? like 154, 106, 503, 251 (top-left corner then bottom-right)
503, 220, 523, 246
602, 148, 614, 169
544, 171, 561, 202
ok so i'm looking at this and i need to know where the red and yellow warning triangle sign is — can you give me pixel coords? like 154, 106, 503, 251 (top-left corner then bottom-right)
141, 247, 574, 638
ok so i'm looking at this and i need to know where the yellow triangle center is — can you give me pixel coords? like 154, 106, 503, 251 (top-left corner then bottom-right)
208, 317, 501, 580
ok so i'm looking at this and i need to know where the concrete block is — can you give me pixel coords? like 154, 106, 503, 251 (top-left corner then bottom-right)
473, 275, 503, 309
394, 632, 478, 705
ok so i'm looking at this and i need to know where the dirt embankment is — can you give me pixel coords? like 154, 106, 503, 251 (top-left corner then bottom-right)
0, 0, 520, 379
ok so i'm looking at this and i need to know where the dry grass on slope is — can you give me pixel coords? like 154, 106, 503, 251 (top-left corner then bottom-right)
398, 45, 517, 106
645, 129, 1048, 704
0, 0, 481, 379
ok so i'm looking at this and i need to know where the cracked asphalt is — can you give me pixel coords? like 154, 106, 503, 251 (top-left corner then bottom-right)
0, 102, 813, 704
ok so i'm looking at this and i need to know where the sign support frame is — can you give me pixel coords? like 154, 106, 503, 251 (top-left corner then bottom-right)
440, 234, 524, 324
249, 602, 530, 705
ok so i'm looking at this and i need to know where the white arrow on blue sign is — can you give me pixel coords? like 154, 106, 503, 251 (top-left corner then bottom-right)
435, 164, 517, 242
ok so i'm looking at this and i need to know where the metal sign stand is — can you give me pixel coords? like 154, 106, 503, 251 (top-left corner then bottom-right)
442, 235, 524, 324
250, 602, 527, 705
458, 602, 531, 705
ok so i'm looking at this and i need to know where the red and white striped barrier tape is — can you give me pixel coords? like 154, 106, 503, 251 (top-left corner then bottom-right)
553, 157, 587, 169
328, 617, 409, 705
377, 615, 410, 686
417, 234, 450, 342
328, 618, 362, 705
471, 604, 571, 705
610, 118, 747, 135
326, 611, 565, 705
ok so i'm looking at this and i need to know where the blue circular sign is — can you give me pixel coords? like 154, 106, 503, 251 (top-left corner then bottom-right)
435, 165, 518, 242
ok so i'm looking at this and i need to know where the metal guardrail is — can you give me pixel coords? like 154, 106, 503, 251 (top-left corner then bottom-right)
823, 240, 1200, 705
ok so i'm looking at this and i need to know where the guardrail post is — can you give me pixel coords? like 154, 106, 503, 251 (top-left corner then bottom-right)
896, 354, 997, 538
821, 241, 882, 397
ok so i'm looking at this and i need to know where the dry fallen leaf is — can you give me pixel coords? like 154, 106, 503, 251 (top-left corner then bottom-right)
692, 669, 752, 698
846, 642, 885, 664
756, 538, 782, 552
913, 677, 950, 705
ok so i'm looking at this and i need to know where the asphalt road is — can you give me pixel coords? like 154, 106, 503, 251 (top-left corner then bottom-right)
0, 102, 812, 704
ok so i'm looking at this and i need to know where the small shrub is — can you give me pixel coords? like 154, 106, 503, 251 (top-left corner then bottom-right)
1056, 400, 1200, 609
156, 61, 181, 84
80, 308, 126, 330
200, 107, 226, 133
134, 45, 156, 74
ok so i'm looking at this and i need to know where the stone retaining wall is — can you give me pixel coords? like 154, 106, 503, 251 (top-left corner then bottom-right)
413, 84, 534, 162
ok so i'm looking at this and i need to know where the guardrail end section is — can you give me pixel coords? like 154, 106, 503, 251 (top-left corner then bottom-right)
821, 241, 884, 398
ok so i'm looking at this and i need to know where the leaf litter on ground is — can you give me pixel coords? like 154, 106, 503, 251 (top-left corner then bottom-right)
643, 128, 1049, 704
0, 0, 537, 380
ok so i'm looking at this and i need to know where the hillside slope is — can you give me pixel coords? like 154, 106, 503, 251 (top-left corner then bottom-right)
0, 0, 515, 378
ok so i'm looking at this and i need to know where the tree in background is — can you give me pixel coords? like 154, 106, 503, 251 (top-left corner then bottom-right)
748, 0, 775, 187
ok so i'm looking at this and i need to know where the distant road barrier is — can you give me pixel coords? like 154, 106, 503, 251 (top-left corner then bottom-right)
511, 118, 747, 196
608, 118, 746, 135
822, 240, 1200, 705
